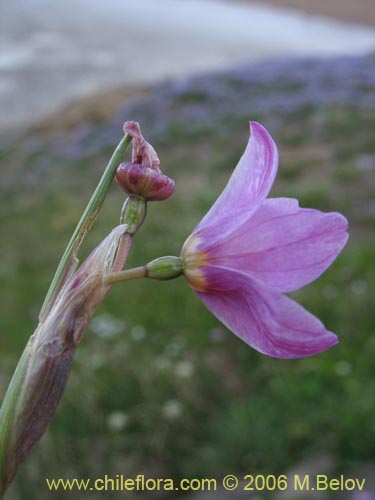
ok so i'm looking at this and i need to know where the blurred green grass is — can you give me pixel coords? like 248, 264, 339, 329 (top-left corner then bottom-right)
0, 87, 374, 498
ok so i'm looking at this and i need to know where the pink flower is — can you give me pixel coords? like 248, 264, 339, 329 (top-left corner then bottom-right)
181, 122, 348, 359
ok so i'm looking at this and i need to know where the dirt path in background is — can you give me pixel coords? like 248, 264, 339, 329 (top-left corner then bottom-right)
237, 0, 375, 27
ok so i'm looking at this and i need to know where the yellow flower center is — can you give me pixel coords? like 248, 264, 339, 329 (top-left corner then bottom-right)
181, 234, 209, 292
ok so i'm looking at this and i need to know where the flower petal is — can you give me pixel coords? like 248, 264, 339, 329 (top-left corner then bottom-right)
123, 121, 160, 171
206, 198, 349, 292
195, 266, 338, 359
195, 122, 278, 231
186, 197, 299, 256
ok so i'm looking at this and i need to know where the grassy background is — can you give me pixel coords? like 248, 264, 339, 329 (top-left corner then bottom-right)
0, 54, 374, 499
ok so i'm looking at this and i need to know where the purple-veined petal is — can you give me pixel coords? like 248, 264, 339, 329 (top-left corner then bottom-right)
185, 197, 299, 256
195, 122, 278, 232
206, 198, 348, 292
194, 265, 338, 359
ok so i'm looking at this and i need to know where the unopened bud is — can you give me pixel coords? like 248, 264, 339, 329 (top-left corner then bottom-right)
117, 121, 174, 201
115, 162, 175, 201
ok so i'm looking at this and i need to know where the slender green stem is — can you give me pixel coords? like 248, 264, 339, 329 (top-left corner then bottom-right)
0, 347, 30, 496
39, 134, 132, 321
106, 266, 147, 285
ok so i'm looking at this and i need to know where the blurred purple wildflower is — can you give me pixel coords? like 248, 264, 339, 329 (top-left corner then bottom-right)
181, 122, 348, 359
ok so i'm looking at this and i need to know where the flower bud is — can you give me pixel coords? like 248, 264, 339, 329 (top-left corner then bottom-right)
117, 121, 175, 201
115, 162, 175, 201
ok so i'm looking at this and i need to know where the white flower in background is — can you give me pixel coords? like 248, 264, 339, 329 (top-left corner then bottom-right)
162, 400, 183, 420
175, 360, 194, 378
131, 325, 147, 341
164, 337, 186, 357
107, 411, 128, 431
90, 313, 126, 339
335, 361, 352, 376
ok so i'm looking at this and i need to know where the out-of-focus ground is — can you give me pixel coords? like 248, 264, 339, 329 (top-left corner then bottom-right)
0, 0, 374, 133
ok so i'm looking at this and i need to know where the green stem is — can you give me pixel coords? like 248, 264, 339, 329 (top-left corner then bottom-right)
106, 256, 184, 285
106, 266, 147, 285
39, 133, 132, 321
0, 348, 30, 496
